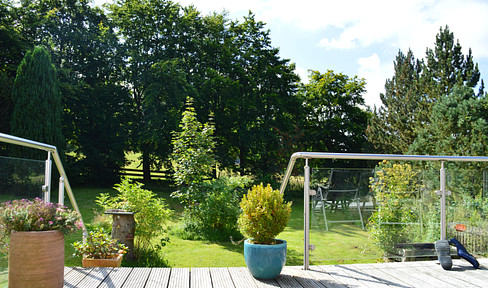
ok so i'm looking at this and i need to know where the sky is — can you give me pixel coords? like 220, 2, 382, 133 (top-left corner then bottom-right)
97, 0, 488, 108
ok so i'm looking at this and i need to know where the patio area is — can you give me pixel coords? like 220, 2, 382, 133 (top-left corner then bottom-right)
63, 258, 488, 288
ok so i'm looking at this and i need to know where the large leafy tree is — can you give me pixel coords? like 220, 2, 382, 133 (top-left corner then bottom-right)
301, 70, 369, 154
367, 26, 482, 154
10, 46, 64, 159
108, 0, 197, 181
191, 13, 301, 173
0, 0, 28, 136
13, 0, 130, 183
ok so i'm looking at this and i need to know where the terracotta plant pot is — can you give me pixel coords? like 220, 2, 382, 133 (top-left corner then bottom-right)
82, 253, 123, 267
8, 230, 64, 288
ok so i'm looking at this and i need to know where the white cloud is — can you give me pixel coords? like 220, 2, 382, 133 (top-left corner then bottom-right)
294, 66, 309, 84
357, 53, 392, 108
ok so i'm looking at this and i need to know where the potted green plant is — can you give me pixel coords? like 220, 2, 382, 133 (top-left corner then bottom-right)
238, 183, 292, 279
73, 228, 128, 267
0, 198, 82, 288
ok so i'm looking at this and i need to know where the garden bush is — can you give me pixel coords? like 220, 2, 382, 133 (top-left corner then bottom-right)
96, 178, 173, 250
367, 161, 422, 255
179, 175, 252, 241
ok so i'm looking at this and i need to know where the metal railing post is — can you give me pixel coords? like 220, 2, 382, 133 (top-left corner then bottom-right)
304, 158, 310, 270
440, 161, 447, 240
59, 176, 65, 206
43, 152, 52, 203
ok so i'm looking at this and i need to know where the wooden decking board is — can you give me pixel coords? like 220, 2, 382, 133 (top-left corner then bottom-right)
64, 267, 93, 288
168, 267, 190, 288
319, 265, 370, 288
98, 267, 133, 288
274, 273, 303, 288
353, 267, 413, 288
253, 277, 281, 288
418, 265, 481, 288
61, 259, 488, 288
333, 264, 391, 288
190, 267, 212, 288
145, 267, 171, 288
228, 267, 258, 288
303, 266, 348, 288
377, 266, 434, 288
209, 267, 235, 288
281, 266, 326, 288
405, 266, 458, 288
74, 267, 113, 288
122, 267, 151, 288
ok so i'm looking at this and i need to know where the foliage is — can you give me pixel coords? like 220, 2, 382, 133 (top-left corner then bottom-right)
238, 183, 292, 244
367, 26, 482, 155
96, 178, 172, 249
181, 175, 253, 241
0, 198, 81, 253
10, 46, 64, 159
127, 237, 170, 267
300, 70, 369, 154
72, 228, 128, 259
367, 161, 422, 255
409, 85, 488, 159
171, 97, 216, 206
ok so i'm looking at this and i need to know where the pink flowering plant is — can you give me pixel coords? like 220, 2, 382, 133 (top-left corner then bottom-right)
0, 198, 82, 253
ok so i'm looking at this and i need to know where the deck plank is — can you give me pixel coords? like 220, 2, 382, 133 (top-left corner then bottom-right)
228, 267, 258, 288
274, 273, 303, 288
301, 266, 347, 288
61, 258, 488, 288
191, 267, 212, 288
122, 267, 151, 288
253, 278, 281, 288
98, 267, 133, 288
145, 268, 171, 288
282, 266, 326, 288
168, 268, 190, 288
74, 267, 113, 288
319, 265, 370, 288
209, 267, 234, 288
349, 265, 413, 288
332, 264, 391, 288
63, 267, 93, 288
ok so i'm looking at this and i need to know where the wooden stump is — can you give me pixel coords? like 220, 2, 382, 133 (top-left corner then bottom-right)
106, 210, 136, 261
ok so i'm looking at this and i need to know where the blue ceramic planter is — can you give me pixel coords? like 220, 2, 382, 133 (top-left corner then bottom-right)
244, 239, 287, 279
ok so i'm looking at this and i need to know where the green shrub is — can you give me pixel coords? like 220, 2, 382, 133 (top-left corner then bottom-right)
72, 228, 128, 259
368, 161, 421, 255
96, 178, 172, 249
180, 175, 253, 241
238, 183, 292, 244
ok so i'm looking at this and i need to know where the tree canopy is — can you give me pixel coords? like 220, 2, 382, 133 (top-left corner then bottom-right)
367, 26, 484, 156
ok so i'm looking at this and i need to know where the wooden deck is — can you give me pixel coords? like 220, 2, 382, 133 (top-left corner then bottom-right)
63, 258, 488, 288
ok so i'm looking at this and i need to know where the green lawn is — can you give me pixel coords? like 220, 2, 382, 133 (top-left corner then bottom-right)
1, 182, 381, 270
64, 183, 380, 267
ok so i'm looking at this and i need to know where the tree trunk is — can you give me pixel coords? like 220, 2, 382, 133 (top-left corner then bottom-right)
142, 149, 151, 182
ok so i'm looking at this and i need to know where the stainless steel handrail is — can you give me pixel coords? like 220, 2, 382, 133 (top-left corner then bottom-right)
0, 132, 87, 233
279, 152, 488, 270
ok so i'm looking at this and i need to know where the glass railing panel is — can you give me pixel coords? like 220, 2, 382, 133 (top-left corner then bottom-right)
309, 167, 380, 264
446, 169, 488, 257
0, 156, 44, 202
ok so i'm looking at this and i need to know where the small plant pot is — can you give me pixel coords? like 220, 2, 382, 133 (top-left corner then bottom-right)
244, 239, 287, 279
82, 254, 123, 267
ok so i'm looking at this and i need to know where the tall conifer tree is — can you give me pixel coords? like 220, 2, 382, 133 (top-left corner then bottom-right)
10, 46, 64, 158
367, 26, 482, 154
